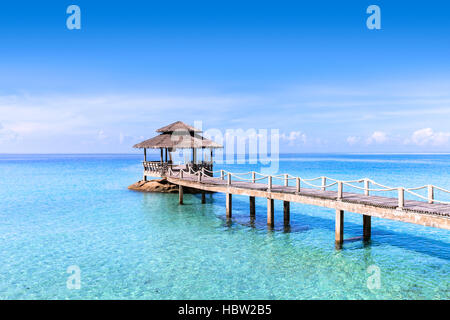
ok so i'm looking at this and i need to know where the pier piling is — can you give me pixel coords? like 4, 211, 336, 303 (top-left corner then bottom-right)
179, 185, 183, 204
226, 193, 232, 218
267, 198, 274, 227
363, 215, 371, 241
335, 210, 344, 248
250, 196, 255, 217
283, 201, 290, 225
201, 192, 206, 204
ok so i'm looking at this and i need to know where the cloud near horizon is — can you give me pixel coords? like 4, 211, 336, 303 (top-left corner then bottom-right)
1, 85, 450, 153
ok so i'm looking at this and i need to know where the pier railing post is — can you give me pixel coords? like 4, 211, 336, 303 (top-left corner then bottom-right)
251, 172, 255, 184
296, 177, 301, 193
337, 181, 343, 200
364, 179, 369, 196
227, 173, 231, 186
284, 174, 288, 187
198, 170, 202, 182
268, 176, 272, 192
321, 177, 326, 191
428, 185, 434, 204
398, 187, 404, 209
221, 170, 224, 180
180, 170, 184, 179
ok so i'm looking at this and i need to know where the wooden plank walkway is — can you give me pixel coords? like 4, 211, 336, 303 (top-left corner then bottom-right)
167, 172, 450, 238
169, 173, 450, 217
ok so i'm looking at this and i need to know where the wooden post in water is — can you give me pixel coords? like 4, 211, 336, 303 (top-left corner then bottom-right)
428, 185, 434, 204
226, 193, 232, 218
249, 196, 255, 218
335, 210, 344, 248
283, 201, 290, 226
179, 185, 183, 205
201, 192, 206, 204
363, 215, 371, 241
267, 198, 274, 227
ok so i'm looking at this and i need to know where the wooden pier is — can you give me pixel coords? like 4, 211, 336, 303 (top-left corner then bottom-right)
167, 168, 450, 248
133, 122, 450, 248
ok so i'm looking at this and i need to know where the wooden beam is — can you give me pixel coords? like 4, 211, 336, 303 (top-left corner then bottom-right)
267, 198, 274, 227
179, 185, 183, 205
249, 196, 255, 217
168, 177, 450, 230
226, 193, 232, 218
335, 210, 344, 248
283, 201, 290, 226
363, 215, 371, 241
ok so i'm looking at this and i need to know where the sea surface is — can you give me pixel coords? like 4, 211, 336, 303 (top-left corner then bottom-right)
0, 153, 449, 299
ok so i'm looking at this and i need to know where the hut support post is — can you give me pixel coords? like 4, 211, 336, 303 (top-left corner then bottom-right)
283, 201, 290, 226
267, 198, 274, 228
335, 210, 344, 248
143, 148, 147, 181
363, 215, 371, 241
210, 149, 213, 173
160, 148, 163, 164
226, 193, 232, 218
179, 185, 183, 205
249, 196, 255, 218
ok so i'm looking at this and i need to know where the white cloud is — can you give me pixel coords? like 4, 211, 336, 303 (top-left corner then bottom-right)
346, 136, 360, 145
0, 123, 19, 143
280, 131, 307, 146
406, 128, 450, 146
367, 131, 388, 144
97, 130, 108, 141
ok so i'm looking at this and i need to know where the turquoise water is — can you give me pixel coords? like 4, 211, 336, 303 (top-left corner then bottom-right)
0, 154, 449, 299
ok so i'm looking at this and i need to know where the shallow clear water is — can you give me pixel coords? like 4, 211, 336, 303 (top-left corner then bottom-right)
0, 154, 449, 299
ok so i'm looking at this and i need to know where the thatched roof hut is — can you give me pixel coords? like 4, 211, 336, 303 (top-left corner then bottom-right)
133, 121, 222, 150
133, 122, 222, 179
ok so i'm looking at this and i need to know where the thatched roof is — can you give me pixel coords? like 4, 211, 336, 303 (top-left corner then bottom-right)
156, 121, 201, 133
133, 125, 223, 149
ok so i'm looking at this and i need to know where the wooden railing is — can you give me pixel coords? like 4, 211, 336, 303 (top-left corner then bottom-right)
168, 168, 450, 207
143, 161, 213, 176
143, 161, 169, 174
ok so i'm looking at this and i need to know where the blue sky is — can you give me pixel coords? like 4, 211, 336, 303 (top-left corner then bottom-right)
0, 0, 450, 153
